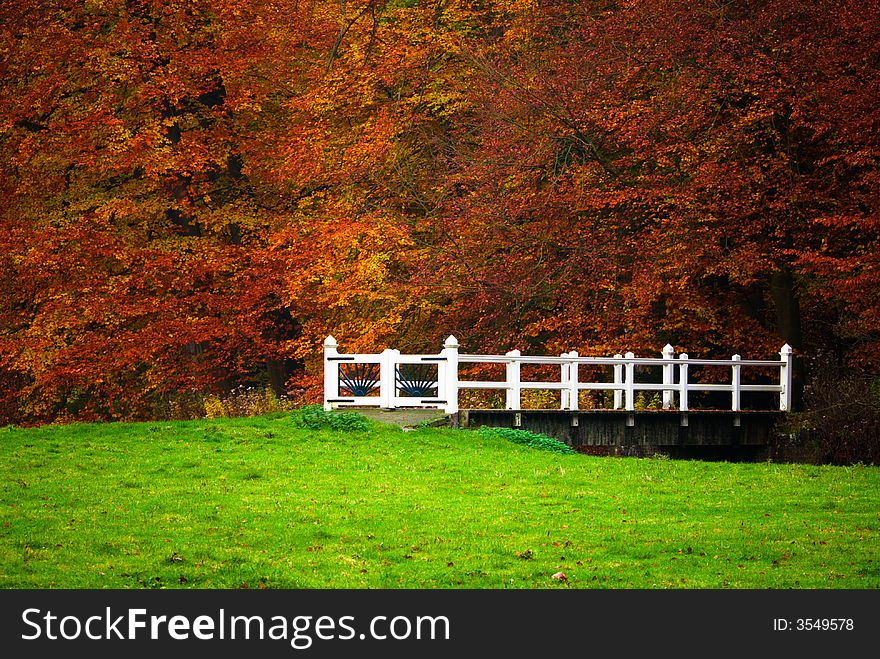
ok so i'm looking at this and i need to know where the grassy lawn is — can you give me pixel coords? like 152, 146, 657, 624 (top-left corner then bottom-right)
1, 411, 878, 589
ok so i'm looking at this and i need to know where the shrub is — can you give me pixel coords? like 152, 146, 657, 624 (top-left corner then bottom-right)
780, 354, 880, 465
294, 405, 370, 432
459, 389, 505, 409
634, 392, 663, 410
476, 426, 575, 454
203, 386, 296, 419
520, 389, 560, 409
153, 391, 207, 421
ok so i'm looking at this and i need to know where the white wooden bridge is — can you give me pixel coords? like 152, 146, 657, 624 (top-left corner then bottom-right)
323, 335, 794, 415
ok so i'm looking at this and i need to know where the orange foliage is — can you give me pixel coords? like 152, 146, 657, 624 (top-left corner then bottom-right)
1, 0, 878, 422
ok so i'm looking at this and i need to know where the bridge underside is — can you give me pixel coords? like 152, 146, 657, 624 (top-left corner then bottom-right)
452, 409, 784, 460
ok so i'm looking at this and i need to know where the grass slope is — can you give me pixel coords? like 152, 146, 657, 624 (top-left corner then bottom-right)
1, 412, 878, 589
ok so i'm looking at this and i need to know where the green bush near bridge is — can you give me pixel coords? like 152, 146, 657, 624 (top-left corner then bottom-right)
1, 412, 878, 589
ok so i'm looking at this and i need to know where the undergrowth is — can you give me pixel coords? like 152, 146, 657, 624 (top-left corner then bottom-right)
477, 426, 575, 454
294, 404, 370, 432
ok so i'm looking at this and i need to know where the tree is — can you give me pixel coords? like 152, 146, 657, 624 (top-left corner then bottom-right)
1, 0, 877, 423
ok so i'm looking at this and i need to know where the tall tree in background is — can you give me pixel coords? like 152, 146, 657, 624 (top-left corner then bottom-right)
414, 0, 879, 364
0, 0, 877, 423
1, 0, 320, 421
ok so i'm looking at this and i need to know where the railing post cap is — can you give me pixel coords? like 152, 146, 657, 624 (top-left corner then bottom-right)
569, 350, 578, 357
444, 335, 459, 348
662, 343, 674, 354
680, 352, 689, 359
324, 335, 337, 347
624, 351, 635, 358
781, 343, 793, 354
732, 353, 741, 360
506, 349, 521, 356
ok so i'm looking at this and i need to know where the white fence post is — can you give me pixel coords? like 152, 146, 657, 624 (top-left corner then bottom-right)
613, 354, 623, 410
662, 344, 675, 409
506, 349, 521, 409
624, 352, 635, 411
679, 353, 689, 412
568, 351, 579, 411
443, 335, 459, 414
779, 343, 793, 411
731, 354, 741, 412
379, 348, 396, 409
560, 352, 570, 409
323, 335, 339, 411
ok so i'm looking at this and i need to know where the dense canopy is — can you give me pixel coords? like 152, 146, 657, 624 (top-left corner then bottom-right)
1, 0, 878, 424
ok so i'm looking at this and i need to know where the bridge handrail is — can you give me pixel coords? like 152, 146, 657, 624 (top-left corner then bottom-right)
323, 336, 794, 414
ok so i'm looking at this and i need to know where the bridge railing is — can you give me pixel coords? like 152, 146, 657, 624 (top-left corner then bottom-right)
323, 335, 793, 415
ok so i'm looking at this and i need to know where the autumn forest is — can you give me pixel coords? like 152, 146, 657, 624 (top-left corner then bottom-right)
1, 0, 878, 427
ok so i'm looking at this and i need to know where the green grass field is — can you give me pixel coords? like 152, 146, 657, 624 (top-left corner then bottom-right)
1, 410, 878, 589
